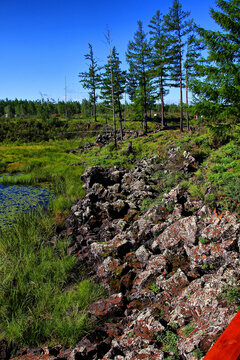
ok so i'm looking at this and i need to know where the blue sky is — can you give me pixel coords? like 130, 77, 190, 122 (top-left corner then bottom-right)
0, 0, 219, 104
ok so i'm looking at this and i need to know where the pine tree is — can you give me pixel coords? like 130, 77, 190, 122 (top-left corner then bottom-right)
79, 43, 101, 122
149, 10, 171, 129
191, 0, 240, 120
100, 46, 126, 141
164, 0, 193, 131
184, 30, 204, 130
126, 21, 152, 133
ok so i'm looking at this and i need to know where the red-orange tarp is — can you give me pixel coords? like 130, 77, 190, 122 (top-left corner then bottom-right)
204, 311, 240, 360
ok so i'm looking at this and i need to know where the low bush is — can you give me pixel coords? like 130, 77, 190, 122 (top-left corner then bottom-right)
156, 329, 179, 358
181, 322, 195, 338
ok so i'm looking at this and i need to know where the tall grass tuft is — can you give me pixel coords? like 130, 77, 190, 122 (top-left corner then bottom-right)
0, 209, 105, 347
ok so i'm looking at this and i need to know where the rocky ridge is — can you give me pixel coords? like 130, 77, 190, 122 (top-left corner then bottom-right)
11, 149, 240, 360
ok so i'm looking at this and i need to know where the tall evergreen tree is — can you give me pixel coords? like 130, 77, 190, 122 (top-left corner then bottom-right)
149, 10, 171, 129
100, 46, 126, 140
126, 21, 152, 133
184, 31, 204, 130
164, 0, 193, 131
79, 43, 101, 122
191, 0, 240, 120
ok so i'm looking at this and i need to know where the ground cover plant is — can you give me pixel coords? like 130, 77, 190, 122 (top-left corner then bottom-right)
0, 209, 105, 348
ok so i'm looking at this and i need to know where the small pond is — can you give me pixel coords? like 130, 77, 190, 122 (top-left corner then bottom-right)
0, 183, 54, 228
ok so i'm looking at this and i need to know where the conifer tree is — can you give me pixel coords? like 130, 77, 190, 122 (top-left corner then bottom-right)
100, 46, 126, 140
191, 0, 240, 120
164, 0, 193, 131
184, 31, 204, 130
126, 21, 152, 133
149, 10, 171, 129
79, 43, 101, 122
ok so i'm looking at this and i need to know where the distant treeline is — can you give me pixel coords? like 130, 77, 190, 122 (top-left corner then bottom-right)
0, 99, 81, 120
0, 98, 183, 121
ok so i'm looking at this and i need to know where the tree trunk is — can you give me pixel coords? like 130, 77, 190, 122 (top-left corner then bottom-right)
107, 30, 117, 147
93, 88, 97, 122
160, 76, 165, 128
179, 34, 183, 132
124, 92, 127, 129
143, 76, 148, 134
186, 69, 189, 131
118, 98, 123, 141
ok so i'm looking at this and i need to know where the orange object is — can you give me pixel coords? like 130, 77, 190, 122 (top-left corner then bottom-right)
214, 208, 222, 219
203, 311, 240, 360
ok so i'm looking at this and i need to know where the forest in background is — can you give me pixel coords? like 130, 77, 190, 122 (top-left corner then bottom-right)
1, 0, 239, 138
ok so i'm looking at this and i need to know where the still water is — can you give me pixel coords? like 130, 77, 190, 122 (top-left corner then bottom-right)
0, 183, 54, 228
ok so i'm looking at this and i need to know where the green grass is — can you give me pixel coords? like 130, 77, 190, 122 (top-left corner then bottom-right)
0, 209, 105, 347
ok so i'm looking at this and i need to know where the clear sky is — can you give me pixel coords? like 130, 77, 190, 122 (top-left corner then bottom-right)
0, 0, 219, 104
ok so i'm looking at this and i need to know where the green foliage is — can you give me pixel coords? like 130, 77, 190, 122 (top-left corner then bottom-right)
0, 99, 81, 120
222, 177, 240, 213
150, 282, 159, 293
0, 116, 87, 143
181, 322, 195, 338
192, 348, 204, 359
126, 20, 152, 132
180, 180, 191, 191
189, 183, 204, 200
221, 285, 240, 306
164, 0, 193, 131
205, 193, 217, 208
208, 123, 233, 148
100, 46, 126, 118
170, 322, 179, 330
199, 236, 209, 244
0, 209, 105, 347
148, 9, 171, 128
0, 160, 7, 173
156, 329, 179, 358
140, 196, 162, 212
193, 0, 240, 120
79, 43, 101, 122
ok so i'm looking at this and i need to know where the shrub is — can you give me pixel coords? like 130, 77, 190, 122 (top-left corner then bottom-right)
193, 348, 204, 359
208, 123, 233, 148
221, 285, 240, 306
181, 322, 195, 338
199, 236, 209, 244
189, 184, 204, 200
205, 193, 217, 208
222, 177, 240, 213
150, 283, 159, 293
156, 330, 179, 358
